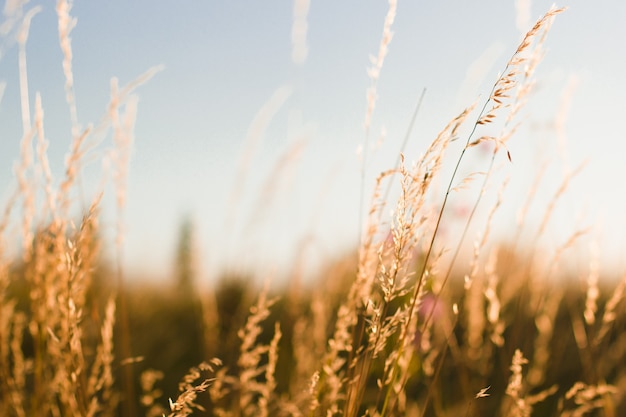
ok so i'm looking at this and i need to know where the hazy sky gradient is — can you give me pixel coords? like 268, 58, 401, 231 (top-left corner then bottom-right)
1, 1, 625, 282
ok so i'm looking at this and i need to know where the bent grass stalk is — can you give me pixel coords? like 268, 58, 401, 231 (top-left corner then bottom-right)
379, 7, 566, 415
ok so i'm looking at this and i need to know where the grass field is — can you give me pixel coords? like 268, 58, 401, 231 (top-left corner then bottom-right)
1, 2, 625, 416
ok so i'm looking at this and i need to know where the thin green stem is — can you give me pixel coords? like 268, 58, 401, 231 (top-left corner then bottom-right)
379, 55, 516, 416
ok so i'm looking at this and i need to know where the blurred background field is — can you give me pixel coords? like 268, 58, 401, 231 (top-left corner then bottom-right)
1, 1, 626, 416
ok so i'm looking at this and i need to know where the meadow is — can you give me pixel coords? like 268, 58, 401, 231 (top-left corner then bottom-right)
1, 2, 625, 416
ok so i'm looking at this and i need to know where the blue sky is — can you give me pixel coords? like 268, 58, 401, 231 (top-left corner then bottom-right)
1, 1, 625, 282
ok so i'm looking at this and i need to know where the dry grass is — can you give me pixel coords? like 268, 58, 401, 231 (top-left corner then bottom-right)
1, 3, 625, 417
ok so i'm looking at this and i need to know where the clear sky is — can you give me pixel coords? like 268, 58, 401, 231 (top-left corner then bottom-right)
1, 1, 625, 283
